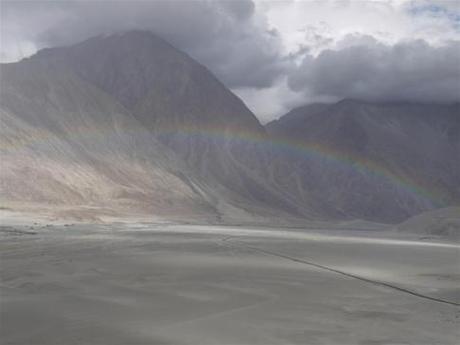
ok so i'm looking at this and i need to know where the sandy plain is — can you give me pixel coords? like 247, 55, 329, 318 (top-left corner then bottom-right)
1, 220, 459, 345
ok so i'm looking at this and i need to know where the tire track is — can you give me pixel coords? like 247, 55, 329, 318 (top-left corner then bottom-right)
221, 236, 460, 307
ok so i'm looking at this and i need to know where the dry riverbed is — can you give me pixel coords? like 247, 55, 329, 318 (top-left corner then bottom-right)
1, 222, 459, 345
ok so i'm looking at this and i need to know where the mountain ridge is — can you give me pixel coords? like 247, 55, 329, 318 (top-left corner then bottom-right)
266, 100, 460, 222
1, 31, 459, 223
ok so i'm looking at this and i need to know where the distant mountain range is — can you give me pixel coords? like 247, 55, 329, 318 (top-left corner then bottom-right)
267, 100, 460, 222
1, 31, 459, 223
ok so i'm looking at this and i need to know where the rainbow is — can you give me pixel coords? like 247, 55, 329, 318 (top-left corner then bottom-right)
1, 122, 448, 207
160, 124, 448, 208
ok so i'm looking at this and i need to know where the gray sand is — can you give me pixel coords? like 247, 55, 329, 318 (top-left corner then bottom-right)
1, 223, 459, 345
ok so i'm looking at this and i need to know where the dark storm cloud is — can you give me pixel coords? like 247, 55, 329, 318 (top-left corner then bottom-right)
2, 1, 459, 110
1, 0, 289, 89
218, 0, 255, 20
288, 37, 460, 103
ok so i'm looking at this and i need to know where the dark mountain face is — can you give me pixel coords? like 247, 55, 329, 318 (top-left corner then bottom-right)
266, 100, 460, 222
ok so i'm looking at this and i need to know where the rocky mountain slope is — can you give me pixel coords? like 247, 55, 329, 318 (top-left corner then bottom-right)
1, 31, 459, 223
267, 100, 460, 222
0, 56, 214, 220
0, 31, 304, 222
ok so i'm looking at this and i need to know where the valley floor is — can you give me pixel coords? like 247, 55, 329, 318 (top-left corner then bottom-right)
1, 222, 459, 345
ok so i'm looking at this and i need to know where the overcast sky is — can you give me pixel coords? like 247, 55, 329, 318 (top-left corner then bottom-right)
1, 0, 459, 122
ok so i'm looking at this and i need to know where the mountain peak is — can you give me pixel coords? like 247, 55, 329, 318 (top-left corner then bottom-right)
34, 30, 173, 56
1, 29, 277, 222
73, 30, 179, 54
30, 30, 203, 110
28, 30, 262, 134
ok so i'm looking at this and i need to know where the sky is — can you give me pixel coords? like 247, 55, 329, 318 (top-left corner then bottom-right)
1, 0, 459, 122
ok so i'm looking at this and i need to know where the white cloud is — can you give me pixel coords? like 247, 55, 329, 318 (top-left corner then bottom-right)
244, 0, 460, 118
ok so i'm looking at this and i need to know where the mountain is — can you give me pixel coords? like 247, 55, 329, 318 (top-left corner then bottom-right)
0, 53, 214, 221
0, 31, 305, 222
266, 100, 460, 223
2, 31, 459, 224
395, 207, 460, 241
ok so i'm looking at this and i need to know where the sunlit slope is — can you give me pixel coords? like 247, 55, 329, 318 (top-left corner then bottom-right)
0, 60, 216, 218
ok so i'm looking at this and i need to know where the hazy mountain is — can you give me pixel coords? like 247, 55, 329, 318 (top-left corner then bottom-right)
2, 31, 458, 224
266, 100, 460, 222
0, 55, 218, 220
0, 31, 304, 222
